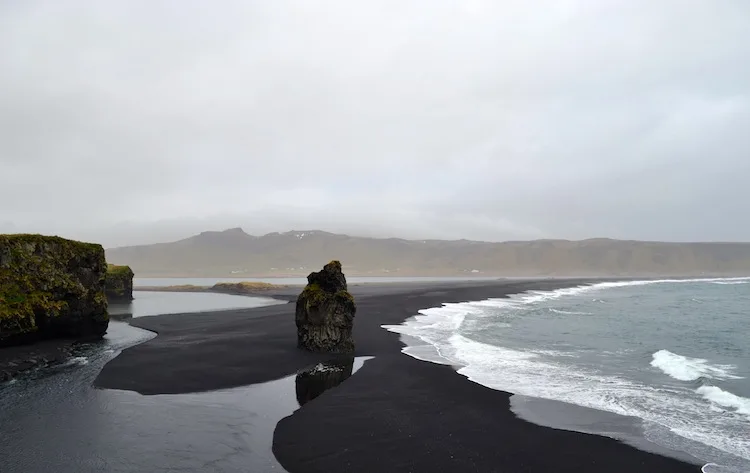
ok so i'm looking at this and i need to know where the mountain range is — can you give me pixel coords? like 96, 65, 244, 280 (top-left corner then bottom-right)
103, 228, 750, 278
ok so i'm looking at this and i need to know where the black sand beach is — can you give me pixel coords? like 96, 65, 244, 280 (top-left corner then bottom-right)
96, 279, 700, 472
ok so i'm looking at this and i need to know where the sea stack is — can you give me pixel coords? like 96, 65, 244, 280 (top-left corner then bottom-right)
0, 234, 109, 347
105, 264, 134, 302
295, 260, 356, 353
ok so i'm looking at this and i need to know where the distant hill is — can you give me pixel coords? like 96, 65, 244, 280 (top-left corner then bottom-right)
104, 228, 750, 278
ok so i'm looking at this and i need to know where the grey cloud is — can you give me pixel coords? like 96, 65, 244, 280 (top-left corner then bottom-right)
1, 0, 749, 247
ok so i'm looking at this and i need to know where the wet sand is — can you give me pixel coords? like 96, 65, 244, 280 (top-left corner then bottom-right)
96, 279, 701, 472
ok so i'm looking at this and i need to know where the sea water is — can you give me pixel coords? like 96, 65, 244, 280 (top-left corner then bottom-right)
109, 290, 286, 319
384, 277, 750, 472
0, 292, 333, 473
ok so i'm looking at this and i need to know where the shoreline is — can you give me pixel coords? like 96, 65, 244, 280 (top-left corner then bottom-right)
95, 279, 702, 472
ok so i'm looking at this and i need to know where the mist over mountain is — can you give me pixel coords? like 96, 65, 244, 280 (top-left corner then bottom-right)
105, 228, 750, 278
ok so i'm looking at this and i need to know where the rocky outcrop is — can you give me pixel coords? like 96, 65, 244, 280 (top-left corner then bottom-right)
295, 260, 356, 353
105, 264, 134, 302
0, 234, 109, 347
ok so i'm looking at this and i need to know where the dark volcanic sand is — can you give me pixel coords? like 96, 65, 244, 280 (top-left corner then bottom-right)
96, 279, 700, 473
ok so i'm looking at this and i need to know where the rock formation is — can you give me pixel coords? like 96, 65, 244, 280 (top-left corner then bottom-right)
0, 234, 109, 347
295, 260, 356, 353
105, 264, 134, 302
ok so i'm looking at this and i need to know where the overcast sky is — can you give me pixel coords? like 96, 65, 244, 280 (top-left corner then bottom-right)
1, 1, 749, 247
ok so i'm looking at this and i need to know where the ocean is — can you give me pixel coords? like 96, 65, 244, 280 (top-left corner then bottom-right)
384, 277, 750, 472
2, 279, 748, 471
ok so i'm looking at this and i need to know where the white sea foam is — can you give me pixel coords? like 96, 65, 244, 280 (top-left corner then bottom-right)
65, 356, 89, 366
382, 305, 474, 363
651, 350, 743, 382
391, 277, 750, 334
529, 348, 579, 358
516, 286, 595, 304
401, 344, 456, 366
548, 308, 592, 316
502, 276, 750, 307
696, 386, 750, 417
445, 334, 750, 462
381, 276, 750, 467
590, 276, 750, 288
702, 461, 746, 473
385, 319, 750, 462
463, 298, 516, 309
382, 305, 469, 342
542, 277, 750, 298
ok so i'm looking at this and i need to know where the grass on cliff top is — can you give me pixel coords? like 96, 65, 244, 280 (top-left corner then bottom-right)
106, 264, 133, 276
301, 282, 354, 306
0, 233, 103, 253
0, 233, 106, 328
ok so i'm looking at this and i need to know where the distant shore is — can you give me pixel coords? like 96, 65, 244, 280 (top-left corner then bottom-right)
96, 279, 699, 472
128, 270, 750, 279
134, 281, 291, 295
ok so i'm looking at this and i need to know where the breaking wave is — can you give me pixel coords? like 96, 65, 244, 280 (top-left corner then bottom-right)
382, 276, 750, 471
651, 350, 742, 382
696, 386, 750, 418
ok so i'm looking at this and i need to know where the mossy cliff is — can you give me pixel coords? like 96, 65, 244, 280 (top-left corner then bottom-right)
0, 234, 109, 347
295, 260, 356, 353
105, 264, 134, 302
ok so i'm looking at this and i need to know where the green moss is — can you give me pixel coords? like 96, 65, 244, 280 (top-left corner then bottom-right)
104, 264, 134, 300
0, 234, 108, 343
2, 233, 102, 254
107, 264, 133, 277
300, 283, 355, 311
301, 282, 327, 306
334, 289, 354, 303
326, 260, 342, 272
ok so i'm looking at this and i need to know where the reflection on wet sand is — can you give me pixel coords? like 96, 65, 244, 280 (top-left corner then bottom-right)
296, 357, 355, 406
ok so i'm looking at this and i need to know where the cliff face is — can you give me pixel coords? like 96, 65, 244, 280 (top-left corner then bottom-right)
0, 234, 109, 347
105, 264, 134, 302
